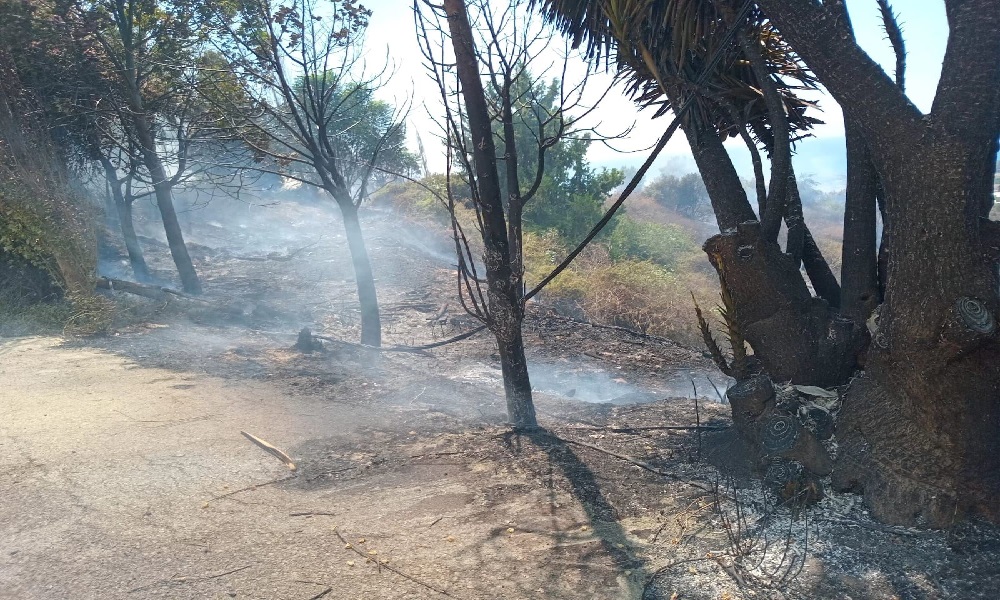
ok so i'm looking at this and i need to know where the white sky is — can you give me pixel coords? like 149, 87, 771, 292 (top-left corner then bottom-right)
360, 0, 949, 190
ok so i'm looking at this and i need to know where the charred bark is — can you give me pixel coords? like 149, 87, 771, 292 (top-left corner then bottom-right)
840, 117, 880, 323
444, 0, 537, 428
681, 117, 757, 231
800, 226, 841, 309
704, 221, 864, 388
341, 204, 381, 348
754, 0, 1000, 526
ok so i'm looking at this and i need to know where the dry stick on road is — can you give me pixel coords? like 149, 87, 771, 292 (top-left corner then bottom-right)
306, 587, 333, 600
208, 474, 298, 502
241, 431, 297, 471
331, 528, 458, 598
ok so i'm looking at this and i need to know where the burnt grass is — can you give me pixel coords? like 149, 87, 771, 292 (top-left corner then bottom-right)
74, 199, 1000, 599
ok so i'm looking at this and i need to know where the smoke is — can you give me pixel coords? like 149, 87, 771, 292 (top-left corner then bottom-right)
97, 187, 729, 410
450, 359, 730, 405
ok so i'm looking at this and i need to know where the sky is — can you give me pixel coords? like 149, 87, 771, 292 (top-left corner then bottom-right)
359, 0, 950, 191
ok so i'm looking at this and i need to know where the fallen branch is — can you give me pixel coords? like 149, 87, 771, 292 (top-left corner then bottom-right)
541, 312, 706, 355
306, 587, 333, 600
560, 425, 729, 433
331, 528, 457, 597
241, 431, 297, 471
315, 324, 487, 354
816, 516, 928, 537
97, 276, 211, 303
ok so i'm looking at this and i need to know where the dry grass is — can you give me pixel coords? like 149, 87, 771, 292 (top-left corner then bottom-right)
376, 178, 727, 348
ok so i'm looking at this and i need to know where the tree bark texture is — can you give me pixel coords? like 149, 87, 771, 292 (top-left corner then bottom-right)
341, 204, 382, 348
444, 0, 537, 428
681, 116, 757, 231
754, 0, 1000, 526
840, 117, 880, 323
703, 221, 865, 388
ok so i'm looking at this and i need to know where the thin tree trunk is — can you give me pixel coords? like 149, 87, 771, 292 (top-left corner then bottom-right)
100, 158, 150, 282
800, 226, 841, 308
498, 330, 536, 428
683, 117, 757, 231
103, 179, 119, 228
444, 0, 537, 428
341, 204, 381, 347
132, 113, 201, 294
117, 198, 150, 283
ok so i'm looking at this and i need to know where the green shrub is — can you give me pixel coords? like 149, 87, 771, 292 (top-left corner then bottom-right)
608, 216, 699, 270
0, 76, 110, 334
373, 174, 469, 223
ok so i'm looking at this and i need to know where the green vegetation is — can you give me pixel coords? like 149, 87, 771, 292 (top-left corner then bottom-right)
0, 49, 111, 335
491, 75, 624, 243
608, 217, 697, 271
380, 170, 718, 346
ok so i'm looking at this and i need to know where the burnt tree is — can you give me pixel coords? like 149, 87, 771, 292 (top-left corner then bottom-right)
417, 0, 620, 428
209, 0, 408, 347
540, 0, 1000, 526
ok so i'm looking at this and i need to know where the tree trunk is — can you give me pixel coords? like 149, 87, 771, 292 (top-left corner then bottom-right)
497, 328, 536, 428
100, 158, 150, 282
681, 116, 757, 231
340, 204, 382, 347
117, 198, 150, 283
831, 138, 1000, 527
704, 221, 864, 387
840, 117, 880, 323
444, 0, 538, 428
132, 113, 202, 294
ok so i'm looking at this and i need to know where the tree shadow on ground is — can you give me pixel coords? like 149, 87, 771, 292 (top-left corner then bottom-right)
503, 427, 654, 598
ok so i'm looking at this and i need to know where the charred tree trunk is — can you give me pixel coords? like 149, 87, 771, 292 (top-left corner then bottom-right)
831, 140, 1000, 527
132, 113, 201, 294
498, 328, 536, 427
704, 221, 864, 387
751, 0, 1000, 526
100, 158, 150, 283
800, 226, 841, 308
840, 117, 880, 323
340, 203, 382, 348
681, 116, 757, 231
444, 0, 537, 428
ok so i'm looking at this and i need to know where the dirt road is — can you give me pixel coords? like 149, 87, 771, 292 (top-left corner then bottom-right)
0, 336, 661, 599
